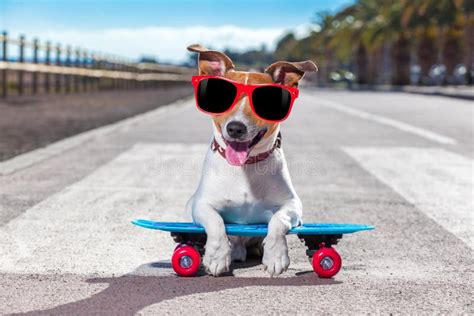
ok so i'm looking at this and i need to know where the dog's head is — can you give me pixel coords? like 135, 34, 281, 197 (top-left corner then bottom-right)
188, 44, 317, 166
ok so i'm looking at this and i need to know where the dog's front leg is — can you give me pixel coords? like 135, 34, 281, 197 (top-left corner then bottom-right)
192, 202, 231, 276
262, 199, 302, 276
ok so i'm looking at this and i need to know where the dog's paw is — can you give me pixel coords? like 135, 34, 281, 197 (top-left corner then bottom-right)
262, 235, 290, 277
203, 236, 231, 276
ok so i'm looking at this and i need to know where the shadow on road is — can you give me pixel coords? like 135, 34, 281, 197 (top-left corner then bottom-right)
19, 261, 340, 315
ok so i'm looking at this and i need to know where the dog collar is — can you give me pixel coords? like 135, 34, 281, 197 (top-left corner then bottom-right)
211, 132, 282, 164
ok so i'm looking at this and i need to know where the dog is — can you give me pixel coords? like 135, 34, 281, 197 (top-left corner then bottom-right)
185, 44, 317, 276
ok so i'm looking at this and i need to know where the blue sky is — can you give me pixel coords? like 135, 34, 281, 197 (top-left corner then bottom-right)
1, 0, 353, 63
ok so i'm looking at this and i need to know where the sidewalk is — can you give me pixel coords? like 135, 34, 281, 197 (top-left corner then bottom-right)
400, 85, 474, 100
308, 83, 474, 101
350, 84, 474, 100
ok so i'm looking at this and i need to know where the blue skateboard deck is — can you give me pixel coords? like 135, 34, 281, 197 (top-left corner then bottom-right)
132, 219, 374, 237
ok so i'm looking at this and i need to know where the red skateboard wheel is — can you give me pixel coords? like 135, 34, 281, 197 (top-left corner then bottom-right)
171, 245, 201, 277
312, 247, 342, 278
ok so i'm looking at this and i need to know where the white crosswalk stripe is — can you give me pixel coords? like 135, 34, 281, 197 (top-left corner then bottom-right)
344, 147, 473, 249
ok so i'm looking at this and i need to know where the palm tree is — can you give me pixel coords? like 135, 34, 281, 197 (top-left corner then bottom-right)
362, 1, 414, 85
330, 0, 382, 84
400, 1, 438, 85
308, 12, 340, 85
331, 0, 413, 85
329, 4, 368, 84
414, 27, 437, 85
460, 0, 474, 84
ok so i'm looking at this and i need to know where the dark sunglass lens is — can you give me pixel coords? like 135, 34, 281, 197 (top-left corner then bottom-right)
197, 78, 237, 113
252, 86, 292, 121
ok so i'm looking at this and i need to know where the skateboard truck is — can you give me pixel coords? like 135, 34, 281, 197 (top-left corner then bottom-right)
171, 232, 206, 256
297, 234, 342, 258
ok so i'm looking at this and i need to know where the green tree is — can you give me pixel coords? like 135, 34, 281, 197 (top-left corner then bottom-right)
274, 0, 470, 86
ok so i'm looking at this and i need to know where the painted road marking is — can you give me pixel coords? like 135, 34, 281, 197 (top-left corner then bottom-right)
0, 141, 308, 278
319, 99, 457, 145
344, 147, 473, 248
0, 98, 193, 176
0, 143, 204, 275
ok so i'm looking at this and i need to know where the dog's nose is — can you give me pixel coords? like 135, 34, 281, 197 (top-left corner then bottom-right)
226, 121, 247, 139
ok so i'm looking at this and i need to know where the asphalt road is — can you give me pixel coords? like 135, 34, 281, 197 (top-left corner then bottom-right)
0, 89, 472, 314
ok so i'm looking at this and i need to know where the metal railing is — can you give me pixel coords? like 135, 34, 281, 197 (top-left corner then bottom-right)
0, 31, 194, 98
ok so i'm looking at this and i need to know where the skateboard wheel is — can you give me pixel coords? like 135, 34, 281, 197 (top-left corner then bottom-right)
312, 247, 342, 278
171, 245, 201, 277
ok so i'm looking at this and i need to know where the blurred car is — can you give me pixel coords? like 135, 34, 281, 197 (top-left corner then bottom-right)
329, 70, 355, 87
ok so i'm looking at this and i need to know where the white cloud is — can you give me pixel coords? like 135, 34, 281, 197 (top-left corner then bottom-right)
22, 25, 293, 64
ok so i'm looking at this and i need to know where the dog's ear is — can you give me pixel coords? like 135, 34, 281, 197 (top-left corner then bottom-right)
187, 44, 235, 76
265, 60, 317, 87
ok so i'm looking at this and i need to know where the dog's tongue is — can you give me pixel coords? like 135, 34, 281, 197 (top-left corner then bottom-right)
225, 141, 251, 166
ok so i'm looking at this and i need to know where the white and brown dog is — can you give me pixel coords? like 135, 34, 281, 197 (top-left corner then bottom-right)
186, 44, 317, 276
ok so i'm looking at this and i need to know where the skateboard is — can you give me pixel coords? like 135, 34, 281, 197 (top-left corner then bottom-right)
132, 219, 374, 278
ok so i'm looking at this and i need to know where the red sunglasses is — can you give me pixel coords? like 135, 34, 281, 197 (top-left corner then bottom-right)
191, 75, 299, 122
